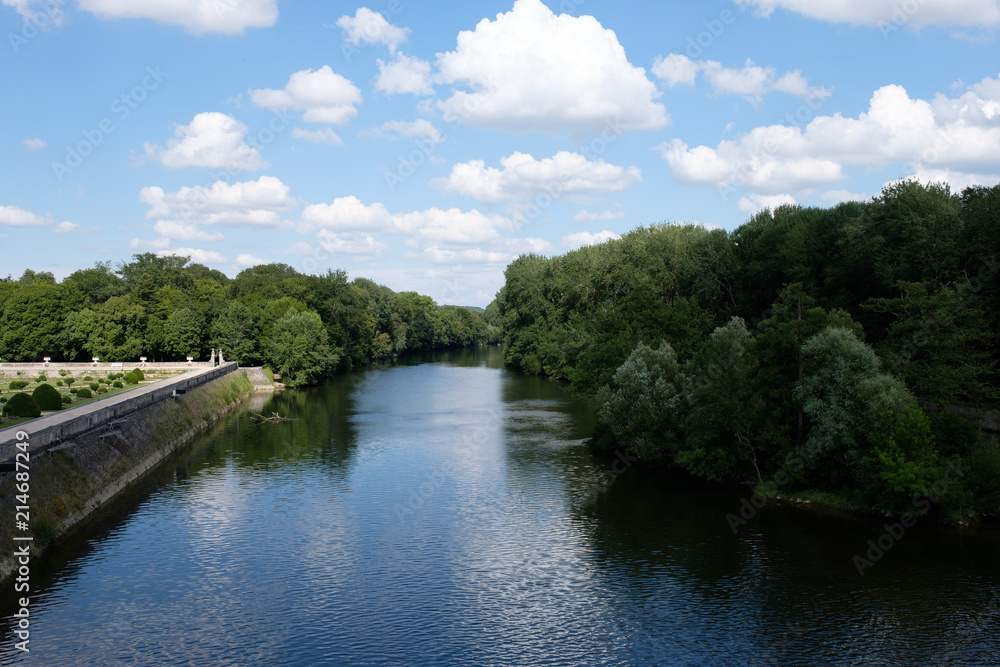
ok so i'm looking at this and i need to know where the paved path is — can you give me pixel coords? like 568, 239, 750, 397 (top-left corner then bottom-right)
0, 363, 238, 461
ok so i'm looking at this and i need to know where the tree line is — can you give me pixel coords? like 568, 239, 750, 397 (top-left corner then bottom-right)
493, 181, 1000, 521
0, 257, 497, 386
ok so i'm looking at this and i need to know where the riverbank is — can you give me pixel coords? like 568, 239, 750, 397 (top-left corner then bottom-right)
0, 368, 255, 583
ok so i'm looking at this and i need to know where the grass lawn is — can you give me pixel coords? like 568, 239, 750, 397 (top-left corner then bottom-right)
0, 369, 186, 428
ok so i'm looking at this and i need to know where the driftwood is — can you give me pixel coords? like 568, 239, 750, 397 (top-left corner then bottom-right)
249, 411, 297, 423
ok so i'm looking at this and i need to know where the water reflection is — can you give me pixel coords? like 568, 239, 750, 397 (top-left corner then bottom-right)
1, 347, 998, 665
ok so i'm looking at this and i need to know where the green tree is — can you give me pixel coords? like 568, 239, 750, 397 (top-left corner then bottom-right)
267, 309, 339, 387
163, 307, 205, 360
596, 341, 684, 463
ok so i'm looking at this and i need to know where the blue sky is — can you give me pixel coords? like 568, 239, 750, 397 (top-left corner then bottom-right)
2, 0, 999, 306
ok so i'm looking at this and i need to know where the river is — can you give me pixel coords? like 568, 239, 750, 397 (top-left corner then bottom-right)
2, 347, 998, 665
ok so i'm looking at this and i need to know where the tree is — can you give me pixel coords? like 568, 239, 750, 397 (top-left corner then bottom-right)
596, 341, 684, 463
211, 301, 264, 365
267, 309, 339, 387
163, 307, 205, 360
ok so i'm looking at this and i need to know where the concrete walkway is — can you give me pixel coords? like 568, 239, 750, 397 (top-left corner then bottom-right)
0, 362, 238, 461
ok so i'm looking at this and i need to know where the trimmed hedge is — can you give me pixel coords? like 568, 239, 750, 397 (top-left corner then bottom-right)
133, 368, 145, 381
89, 383, 100, 391
32, 383, 63, 411
8, 380, 28, 390
112, 380, 123, 388
4, 392, 40, 418
76, 388, 93, 399
124, 372, 139, 385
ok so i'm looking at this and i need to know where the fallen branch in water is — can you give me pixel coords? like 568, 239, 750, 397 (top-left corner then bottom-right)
250, 411, 298, 423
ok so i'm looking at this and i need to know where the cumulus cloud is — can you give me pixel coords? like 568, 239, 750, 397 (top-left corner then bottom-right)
561, 230, 620, 250
737, 193, 797, 213
376, 54, 434, 96
652, 54, 831, 102
573, 209, 625, 222
76, 0, 278, 35
141, 112, 266, 170
139, 176, 296, 236
291, 127, 344, 145
336, 7, 409, 52
0, 204, 76, 232
251, 66, 362, 124
158, 247, 228, 264
735, 0, 1000, 27
431, 151, 642, 203
301, 196, 393, 232
657, 76, 1000, 196
362, 119, 443, 142
316, 230, 387, 256
435, 0, 667, 132
22, 138, 46, 150
236, 253, 266, 267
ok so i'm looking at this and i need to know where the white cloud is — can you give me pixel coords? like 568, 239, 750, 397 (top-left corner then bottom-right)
392, 207, 507, 243
76, 0, 278, 35
158, 247, 228, 264
251, 66, 362, 124
657, 76, 1000, 196
376, 53, 434, 96
336, 7, 409, 52
291, 127, 344, 145
652, 54, 831, 102
139, 176, 296, 230
821, 189, 870, 204
142, 112, 266, 170
316, 230, 387, 256
435, 0, 667, 132
431, 151, 642, 203
362, 119, 443, 143
130, 237, 172, 251
22, 138, 46, 150
735, 0, 1000, 27
573, 209, 625, 222
737, 193, 797, 213
561, 230, 620, 250
236, 253, 266, 267
424, 246, 512, 264
152, 220, 225, 242
0, 205, 76, 232
301, 196, 393, 232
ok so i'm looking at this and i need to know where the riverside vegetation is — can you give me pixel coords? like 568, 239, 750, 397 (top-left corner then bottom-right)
0, 260, 497, 388
494, 181, 1000, 522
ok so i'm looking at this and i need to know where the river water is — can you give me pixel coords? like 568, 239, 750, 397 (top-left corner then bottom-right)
2, 347, 998, 665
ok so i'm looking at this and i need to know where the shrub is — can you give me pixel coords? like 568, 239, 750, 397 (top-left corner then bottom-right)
55, 380, 64, 386
61, 395, 72, 404
83, 375, 93, 381
69, 388, 78, 395
133, 368, 145, 381
3, 392, 40, 418
0, 397, 6, 403
76, 388, 93, 399
112, 380, 123, 388
64, 378, 75, 386
59, 370, 68, 376
124, 372, 139, 385
35, 375, 46, 383
9, 380, 28, 390
97, 385, 109, 393
98, 377, 108, 385
89, 382, 99, 391
32, 383, 63, 411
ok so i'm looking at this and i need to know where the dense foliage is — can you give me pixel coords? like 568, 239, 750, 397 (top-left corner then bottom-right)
495, 181, 1000, 520
0, 257, 497, 387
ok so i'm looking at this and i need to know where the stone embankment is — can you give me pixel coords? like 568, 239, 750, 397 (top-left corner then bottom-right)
0, 363, 266, 583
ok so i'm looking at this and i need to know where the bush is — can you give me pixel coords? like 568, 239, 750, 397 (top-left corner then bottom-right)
35, 375, 46, 383
3, 392, 40, 418
9, 380, 28, 390
98, 377, 108, 384
69, 388, 78, 395
59, 370, 68, 376
124, 372, 138, 385
76, 388, 93, 399
61, 395, 72, 404
55, 380, 64, 386
97, 385, 109, 393
133, 368, 145, 381
32, 383, 62, 411
0, 397, 6, 403
112, 380, 123, 388
64, 378, 75, 386
89, 382, 99, 391
83, 375, 93, 381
